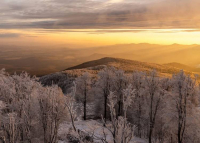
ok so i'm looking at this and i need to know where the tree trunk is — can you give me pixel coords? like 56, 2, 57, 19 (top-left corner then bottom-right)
104, 93, 107, 121
149, 93, 154, 143
118, 92, 122, 117
138, 101, 142, 138
84, 90, 87, 120
118, 100, 121, 117
149, 127, 153, 143
178, 129, 182, 143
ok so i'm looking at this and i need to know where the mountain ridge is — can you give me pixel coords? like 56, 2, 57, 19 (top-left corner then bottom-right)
65, 57, 198, 77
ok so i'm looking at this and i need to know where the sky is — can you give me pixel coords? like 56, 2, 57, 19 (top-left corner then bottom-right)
1, 0, 200, 47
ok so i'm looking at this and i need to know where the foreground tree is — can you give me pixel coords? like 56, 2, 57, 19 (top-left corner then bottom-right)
1, 113, 20, 143
103, 85, 135, 143
96, 67, 115, 121
65, 83, 77, 132
65, 83, 95, 143
144, 70, 164, 143
131, 71, 145, 138
0, 71, 41, 143
112, 70, 127, 117
38, 85, 66, 143
0, 70, 69, 143
171, 71, 198, 143
76, 72, 92, 120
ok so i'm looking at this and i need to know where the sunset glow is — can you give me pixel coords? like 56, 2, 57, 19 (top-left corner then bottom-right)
1, 29, 200, 47
1, 0, 200, 47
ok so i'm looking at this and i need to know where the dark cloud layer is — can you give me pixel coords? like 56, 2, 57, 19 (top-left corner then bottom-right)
0, 0, 200, 30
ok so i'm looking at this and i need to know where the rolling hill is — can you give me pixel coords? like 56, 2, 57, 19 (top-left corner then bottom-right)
65, 57, 198, 77
40, 57, 200, 93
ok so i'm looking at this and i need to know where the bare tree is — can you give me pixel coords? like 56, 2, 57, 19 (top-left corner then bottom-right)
65, 83, 95, 143
76, 72, 92, 120
172, 71, 198, 143
96, 67, 115, 121
1, 113, 20, 143
38, 85, 66, 143
65, 83, 77, 132
144, 70, 163, 143
103, 85, 135, 143
112, 70, 127, 117
0, 71, 41, 143
132, 71, 145, 138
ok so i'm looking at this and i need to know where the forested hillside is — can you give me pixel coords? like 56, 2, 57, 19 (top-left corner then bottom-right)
40, 57, 199, 94
1, 64, 200, 143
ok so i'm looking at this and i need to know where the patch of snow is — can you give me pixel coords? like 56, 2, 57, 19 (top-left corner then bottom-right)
58, 120, 147, 143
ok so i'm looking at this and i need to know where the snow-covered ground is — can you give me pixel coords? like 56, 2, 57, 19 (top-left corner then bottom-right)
58, 120, 147, 143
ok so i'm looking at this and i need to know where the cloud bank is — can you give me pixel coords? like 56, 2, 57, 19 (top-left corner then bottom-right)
0, 0, 200, 29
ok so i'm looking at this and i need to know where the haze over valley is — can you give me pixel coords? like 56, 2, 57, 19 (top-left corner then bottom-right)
1, 43, 200, 76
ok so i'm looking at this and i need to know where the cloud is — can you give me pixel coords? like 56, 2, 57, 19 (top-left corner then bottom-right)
0, 33, 21, 38
0, 32, 37, 38
31, 29, 146, 34
107, 0, 124, 4
0, 0, 200, 30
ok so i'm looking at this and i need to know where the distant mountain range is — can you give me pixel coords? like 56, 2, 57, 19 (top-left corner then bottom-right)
1, 43, 200, 76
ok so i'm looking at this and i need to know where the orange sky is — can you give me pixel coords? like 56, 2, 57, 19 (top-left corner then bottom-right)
1, 29, 200, 48
1, 0, 200, 48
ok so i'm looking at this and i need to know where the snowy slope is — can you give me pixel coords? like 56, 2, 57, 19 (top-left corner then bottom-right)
58, 120, 147, 143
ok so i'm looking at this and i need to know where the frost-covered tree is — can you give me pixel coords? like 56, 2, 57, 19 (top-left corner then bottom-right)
65, 83, 77, 132
112, 70, 128, 117
76, 72, 92, 120
11, 72, 40, 143
0, 69, 16, 104
152, 77, 171, 142
103, 85, 135, 143
1, 113, 20, 143
144, 70, 164, 143
0, 70, 68, 143
0, 71, 41, 143
131, 71, 145, 138
96, 67, 115, 121
38, 85, 66, 143
170, 71, 199, 143
65, 83, 95, 143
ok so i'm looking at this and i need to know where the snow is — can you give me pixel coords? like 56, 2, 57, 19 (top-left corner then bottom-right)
58, 120, 147, 143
